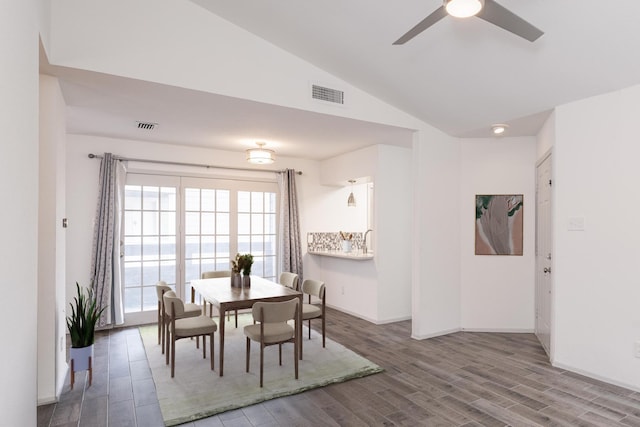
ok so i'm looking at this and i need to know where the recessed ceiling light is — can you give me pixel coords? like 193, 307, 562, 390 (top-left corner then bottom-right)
492, 124, 508, 135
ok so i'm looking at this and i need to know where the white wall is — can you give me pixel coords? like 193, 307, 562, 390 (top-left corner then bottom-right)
411, 129, 462, 338
375, 145, 413, 322
0, 0, 40, 424
460, 138, 537, 331
38, 74, 68, 403
553, 84, 640, 390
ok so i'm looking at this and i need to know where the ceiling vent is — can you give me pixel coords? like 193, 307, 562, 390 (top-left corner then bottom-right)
136, 121, 158, 130
312, 84, 344, 105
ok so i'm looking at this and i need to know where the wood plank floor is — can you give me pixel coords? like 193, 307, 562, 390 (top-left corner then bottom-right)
38, 308, 640, 426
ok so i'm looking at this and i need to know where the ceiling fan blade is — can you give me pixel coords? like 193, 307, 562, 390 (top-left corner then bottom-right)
477, 0, 544, 42
393, 6, 448, 45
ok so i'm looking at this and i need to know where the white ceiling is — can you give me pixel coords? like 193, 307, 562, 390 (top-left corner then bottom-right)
45, 0, 640, 160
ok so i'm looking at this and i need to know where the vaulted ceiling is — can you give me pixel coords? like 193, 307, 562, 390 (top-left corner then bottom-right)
45, 1, 640, 160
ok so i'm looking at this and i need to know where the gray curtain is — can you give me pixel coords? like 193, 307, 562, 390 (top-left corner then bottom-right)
278, 169, 303, 280
91, 153, 126, 327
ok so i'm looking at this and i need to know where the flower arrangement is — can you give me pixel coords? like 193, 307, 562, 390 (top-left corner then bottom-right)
339, 231, 353, 241
232, 253, 254, 276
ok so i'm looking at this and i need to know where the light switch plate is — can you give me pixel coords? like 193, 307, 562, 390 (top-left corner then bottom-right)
568, 217, 585, 231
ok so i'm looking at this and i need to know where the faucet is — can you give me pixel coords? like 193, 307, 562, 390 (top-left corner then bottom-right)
362, 229, 373, 254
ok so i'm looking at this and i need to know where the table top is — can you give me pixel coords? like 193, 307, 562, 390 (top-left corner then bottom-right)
191, 276, 301, 308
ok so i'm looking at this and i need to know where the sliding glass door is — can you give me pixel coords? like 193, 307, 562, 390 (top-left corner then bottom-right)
122, 174, 277, 324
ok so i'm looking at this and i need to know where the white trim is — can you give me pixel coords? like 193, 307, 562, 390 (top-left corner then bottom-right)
412, 328, 461, 340
461, 328, 534, 333
552, 361, 640, 393
326, 304, 411, 325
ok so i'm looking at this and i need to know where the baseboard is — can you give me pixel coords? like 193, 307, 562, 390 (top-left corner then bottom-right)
37, 395, 58, 406
552, 361, 640, 393
326, 304, 411, 325
461, 328, 535, 333
412, 327, 461, 340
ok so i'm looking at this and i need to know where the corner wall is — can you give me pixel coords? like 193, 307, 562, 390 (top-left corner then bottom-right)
553, 84, 640, 390
0, 0, 40, 424
459, 138, 537, 331
38, 74, 68, 403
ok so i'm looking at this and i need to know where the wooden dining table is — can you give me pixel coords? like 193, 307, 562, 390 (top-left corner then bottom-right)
190, 276, 303, 376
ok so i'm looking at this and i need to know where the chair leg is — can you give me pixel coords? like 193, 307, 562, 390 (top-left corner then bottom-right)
235, 309, 238, 328
246, 337, 250, 372
214, 332, 216, 371
322, 316, 326, 348
294, 339, 299, 380
157, 303, 161, 345
308, 319, 311, 340
279, 343, 282, 366
202, 335, 207, 359
165, 324, 170, 365
171, 337, 176, 378
260, 343, 264, 388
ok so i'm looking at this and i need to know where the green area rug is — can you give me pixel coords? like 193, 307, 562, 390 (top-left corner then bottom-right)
139, 314, 383, 426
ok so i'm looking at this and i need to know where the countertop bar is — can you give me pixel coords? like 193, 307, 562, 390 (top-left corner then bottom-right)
307, 250, 374, 260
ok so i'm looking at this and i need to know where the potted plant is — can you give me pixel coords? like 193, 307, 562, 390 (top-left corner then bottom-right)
66, 282, 107, 389
237, 253, 254, 287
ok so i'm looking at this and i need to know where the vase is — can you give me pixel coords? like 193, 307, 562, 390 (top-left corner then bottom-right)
341, 240, 353, 253
231, 273, 242, 288
243, 274, 251, 288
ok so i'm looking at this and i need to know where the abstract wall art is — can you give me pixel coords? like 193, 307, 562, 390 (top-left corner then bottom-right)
475, 194, 523, 256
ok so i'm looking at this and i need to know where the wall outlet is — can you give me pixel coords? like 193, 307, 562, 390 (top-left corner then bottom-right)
635, 341, 640, 358
341, 285, 345, 295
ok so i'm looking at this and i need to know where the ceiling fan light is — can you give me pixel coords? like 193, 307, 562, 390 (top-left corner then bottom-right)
444, 0, 483, 18
246, 142, 275, 164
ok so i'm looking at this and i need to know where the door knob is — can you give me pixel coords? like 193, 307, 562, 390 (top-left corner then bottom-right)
543, 267, 551, 274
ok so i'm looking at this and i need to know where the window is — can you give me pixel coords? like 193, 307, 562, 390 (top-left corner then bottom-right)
122, 174, 277, 324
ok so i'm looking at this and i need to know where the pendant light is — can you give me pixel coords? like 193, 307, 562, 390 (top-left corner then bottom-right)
347, 180, 356, 207
246, 142, 275, 164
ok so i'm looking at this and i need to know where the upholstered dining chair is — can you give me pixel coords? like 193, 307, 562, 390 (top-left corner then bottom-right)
279, 272, 299, 291
163, 291, 218, 378
200, 270, 232, 316
156, 281, 201, 354
201, 270, 241, 326
244, 298, 299, 387
301, 279, 326, 347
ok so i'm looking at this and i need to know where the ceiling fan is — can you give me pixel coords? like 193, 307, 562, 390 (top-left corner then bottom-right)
393, 0, 543, 45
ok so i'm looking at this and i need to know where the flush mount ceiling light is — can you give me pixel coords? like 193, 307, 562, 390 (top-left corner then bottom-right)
444, 0, 484, 18
246, 142, 275, 165
492, 124, 509, 135
347, 180, 356, 207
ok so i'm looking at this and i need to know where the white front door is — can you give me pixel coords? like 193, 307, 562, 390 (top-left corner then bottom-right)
535, 153, 552, 356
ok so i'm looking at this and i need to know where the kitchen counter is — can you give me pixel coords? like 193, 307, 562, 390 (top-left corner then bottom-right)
307, 250, 374, 260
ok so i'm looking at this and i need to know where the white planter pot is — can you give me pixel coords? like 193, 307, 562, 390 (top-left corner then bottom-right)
70, 344, 94, 372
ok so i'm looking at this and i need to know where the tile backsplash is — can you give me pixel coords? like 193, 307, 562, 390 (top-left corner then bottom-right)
307, 232, 363, 251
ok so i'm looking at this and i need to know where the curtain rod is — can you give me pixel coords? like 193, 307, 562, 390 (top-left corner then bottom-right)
88, 154, 302, 175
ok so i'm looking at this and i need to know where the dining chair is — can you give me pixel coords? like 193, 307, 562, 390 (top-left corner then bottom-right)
201, 270, 241, 327
244, 298, 299, 387
279, 272, 299, 291
301, 279, 326, 347
163, 291, 217, 378
156, 281, 201, 354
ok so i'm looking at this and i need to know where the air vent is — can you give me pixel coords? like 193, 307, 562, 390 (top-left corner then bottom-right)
136, 121, 158, 130
312, 84, 344, 104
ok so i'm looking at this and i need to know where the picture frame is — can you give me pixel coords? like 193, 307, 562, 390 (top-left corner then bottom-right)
475, 194, 523, 256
